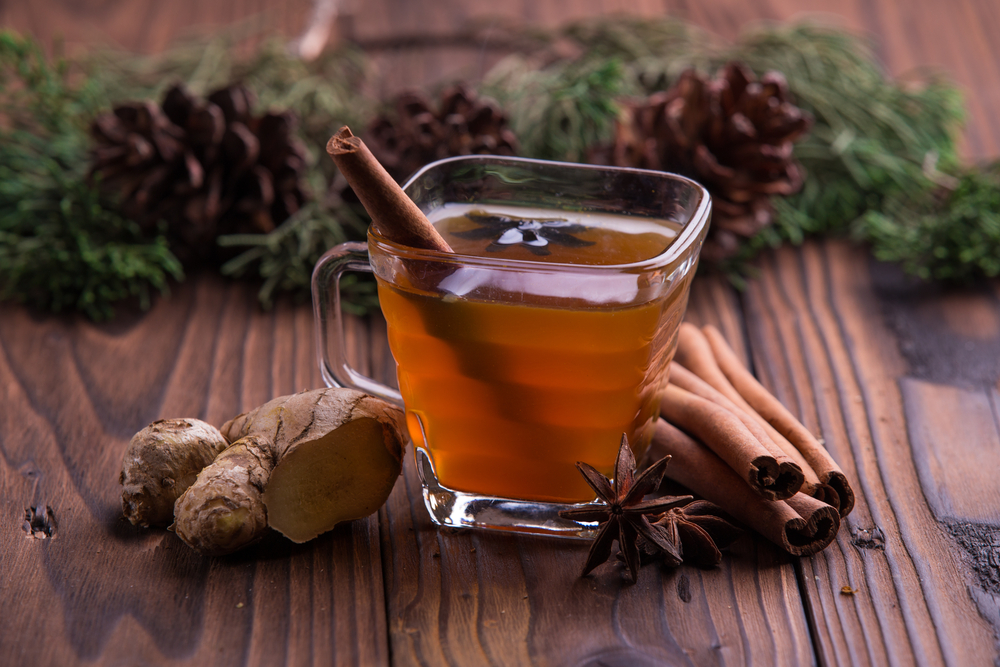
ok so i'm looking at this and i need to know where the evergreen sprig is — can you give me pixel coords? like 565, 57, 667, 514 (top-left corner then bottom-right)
483, 56, 627, 163
0, 32, 182, 320
0, 131, 182, 320
84, 31, 374, 309
729, 24, 964, 247
523, 19, 976, 281
0, 32, 104, 134
87, 33, 370, 174
218, 177, 375, 313
859, 161, 1000, 281
1, 18, 995, 322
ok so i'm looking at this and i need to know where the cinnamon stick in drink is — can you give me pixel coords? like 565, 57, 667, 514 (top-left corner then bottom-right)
701, 324, 855, 517
649, 420, 840, 557
326, 126, 452, 253
659, 384, 803, 500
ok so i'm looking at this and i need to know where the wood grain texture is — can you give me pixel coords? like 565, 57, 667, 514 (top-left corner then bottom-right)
900, 379, 1000, 524
0, 276, 388, 666
739, 242, 1000, 666
380, 455, 816, 667
1, 0, 1000, 665
0, 0, 313, 55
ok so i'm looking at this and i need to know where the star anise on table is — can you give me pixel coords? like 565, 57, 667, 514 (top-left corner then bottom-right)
641, 500, 743, 569
559, 435, 693, 582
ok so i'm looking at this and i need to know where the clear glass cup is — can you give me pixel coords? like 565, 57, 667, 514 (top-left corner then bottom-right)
313, 156, 711, 538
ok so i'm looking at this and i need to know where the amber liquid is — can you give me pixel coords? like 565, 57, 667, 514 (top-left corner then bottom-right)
379, 206, 689, 503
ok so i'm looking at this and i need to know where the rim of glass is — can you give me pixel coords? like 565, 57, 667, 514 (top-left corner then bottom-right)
369, 155, 712, 273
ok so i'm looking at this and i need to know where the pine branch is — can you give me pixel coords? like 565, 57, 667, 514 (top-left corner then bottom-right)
0, 133, 182, 320
554, 19, 968, 280
218, 194, 374, 312
0, 32, 182, 320
858, 161, 1000, 281
483, 56, 627, 162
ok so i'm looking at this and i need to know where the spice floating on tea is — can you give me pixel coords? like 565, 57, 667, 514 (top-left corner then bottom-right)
450, 210, 596, 256
432, 204, 682, 266
559, 435, 692, 582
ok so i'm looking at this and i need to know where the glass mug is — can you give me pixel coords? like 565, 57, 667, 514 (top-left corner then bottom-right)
312, 156, 711, 537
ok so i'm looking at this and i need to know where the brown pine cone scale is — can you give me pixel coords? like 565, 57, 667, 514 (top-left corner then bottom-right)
90, 84, 310, 263
360, 84, 519, 187
595, 62, 812, 262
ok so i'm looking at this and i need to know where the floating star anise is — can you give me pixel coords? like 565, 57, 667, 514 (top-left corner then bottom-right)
451, 211, 595, 256
559, 435, 692, 582
643, 500, 743, 569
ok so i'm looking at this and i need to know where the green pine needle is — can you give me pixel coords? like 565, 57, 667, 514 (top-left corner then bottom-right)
0, 32, 182, 321
858, 161, 1000, 281
218, 189, 375, 313
540, 19, 975, 281
483, 56, 627, 162
0, 132, 182, 320
85, 29, 374, 308
87, 32, 371, 176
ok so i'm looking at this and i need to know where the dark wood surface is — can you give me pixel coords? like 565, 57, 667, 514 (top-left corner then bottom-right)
3, 1, 1000, 665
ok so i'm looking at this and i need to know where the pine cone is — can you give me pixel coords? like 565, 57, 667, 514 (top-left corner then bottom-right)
90, 83, 309, 263
596, 62, 812, 262
356, 84, 519, 188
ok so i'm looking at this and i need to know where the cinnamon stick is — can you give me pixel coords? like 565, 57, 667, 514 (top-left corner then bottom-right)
674, 323, 824, 496
326, 126, 452, 253
649, 420, 840, 557
659, 384, 803, 500
668, 361, 804, 469
701, 325, 855, 517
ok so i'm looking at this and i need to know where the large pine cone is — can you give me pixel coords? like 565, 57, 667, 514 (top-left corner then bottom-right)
598, 62, 812, 262
359, 83, 519, 186
90, 84, 309, 263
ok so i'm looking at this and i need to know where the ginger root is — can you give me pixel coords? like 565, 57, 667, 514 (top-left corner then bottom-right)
120, 418, 230, 528
172, 434, 274, 555
172, 388, 406, 554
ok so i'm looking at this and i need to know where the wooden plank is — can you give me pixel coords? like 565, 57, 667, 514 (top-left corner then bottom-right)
686, 271, 751, 369
0, 275, 388, 666
900, 379, 1000, 524
379, 271, 816, 667
740, 242, 1000, 665
381, 459, 817, 666
0, 0, 313, 55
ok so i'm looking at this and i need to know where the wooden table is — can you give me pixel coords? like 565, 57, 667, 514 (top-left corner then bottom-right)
3, 1, 1000, 665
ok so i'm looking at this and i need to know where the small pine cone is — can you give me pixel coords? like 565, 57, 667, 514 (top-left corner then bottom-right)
90, 83, 310, 263
352, 84, 519, 190
596, 62, 812, 262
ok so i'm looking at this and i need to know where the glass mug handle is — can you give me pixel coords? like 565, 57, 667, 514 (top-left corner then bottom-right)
311, 242, 403, 405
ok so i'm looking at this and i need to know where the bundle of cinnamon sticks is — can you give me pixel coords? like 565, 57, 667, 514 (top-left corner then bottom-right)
650, 322, 854, 556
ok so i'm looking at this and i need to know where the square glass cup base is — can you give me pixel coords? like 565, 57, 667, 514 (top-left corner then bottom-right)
414, 447, 601, 539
